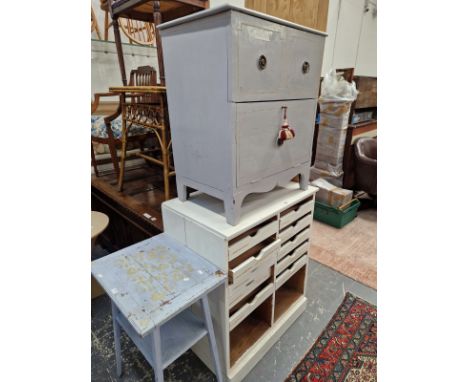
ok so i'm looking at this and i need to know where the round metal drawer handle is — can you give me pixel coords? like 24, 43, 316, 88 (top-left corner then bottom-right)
258, 55, 267, 70
302, 61, 310, 74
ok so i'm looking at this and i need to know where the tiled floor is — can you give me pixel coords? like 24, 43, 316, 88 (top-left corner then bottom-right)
91, 259, 376, 382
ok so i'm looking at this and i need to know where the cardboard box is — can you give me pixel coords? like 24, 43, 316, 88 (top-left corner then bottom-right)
311, 178, 353, 208
309, 166, 344, 187
314, 125, 348, 174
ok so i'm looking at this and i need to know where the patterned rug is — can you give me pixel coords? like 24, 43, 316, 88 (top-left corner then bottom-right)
286, 293, 377, 382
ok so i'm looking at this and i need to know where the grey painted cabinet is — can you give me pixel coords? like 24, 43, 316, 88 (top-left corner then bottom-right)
159, 5, 326, 225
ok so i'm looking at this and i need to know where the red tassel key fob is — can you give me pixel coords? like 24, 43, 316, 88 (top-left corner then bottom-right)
277, 106, 295, 146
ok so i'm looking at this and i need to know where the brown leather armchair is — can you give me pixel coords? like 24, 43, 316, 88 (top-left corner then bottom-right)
354, 137, 377, 198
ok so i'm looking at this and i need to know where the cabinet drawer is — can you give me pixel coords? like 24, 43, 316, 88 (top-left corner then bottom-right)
276, 255, 308, 290
231, 12, 286, 102
284, 28, 325, 99
230, 12, 325, 102
229, 283, 274, 331
279, 197, 315, 229
277, 241, 309, 275
236, 100, 316, 187
228, 219, 277, 262
229, 239, 280, 284
228, 264, 272, 308
278, 228, 310, 261
279, 213, 312, 243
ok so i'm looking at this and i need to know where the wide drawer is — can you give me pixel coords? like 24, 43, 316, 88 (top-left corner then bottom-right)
229, 264, 272, 308
279, 197, 315, 230
277, 241, 309, 275
236, 99, 317, 187
228, 219, 277, 262
276, 255, 308, 290
229, 239, 280, 284
230, 11, 325, 102
229, 283, 274, 331
278, 228, 310, 261
279, 213, 312, 243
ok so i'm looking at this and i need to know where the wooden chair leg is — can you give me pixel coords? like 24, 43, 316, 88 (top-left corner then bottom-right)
106, 123, 120, 180
91, 142, 99, 177
118, 119, 129, 192
162, 146, 170, 201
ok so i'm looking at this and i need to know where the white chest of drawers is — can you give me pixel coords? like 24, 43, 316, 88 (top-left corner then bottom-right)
159, 5, 326, 225
162, 183, 318, 382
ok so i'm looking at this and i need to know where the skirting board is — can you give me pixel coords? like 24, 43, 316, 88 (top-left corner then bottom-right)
192, 296, 307, 382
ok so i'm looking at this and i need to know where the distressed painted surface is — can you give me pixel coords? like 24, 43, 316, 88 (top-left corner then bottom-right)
92, 259, 377, 381
92, 234, 226, 336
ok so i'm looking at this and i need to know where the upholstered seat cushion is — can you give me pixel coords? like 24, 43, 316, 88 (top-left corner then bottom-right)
91, 115, 148, 139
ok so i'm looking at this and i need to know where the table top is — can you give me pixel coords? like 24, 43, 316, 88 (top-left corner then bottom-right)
109, 86, 166, 94
91, 211, 109, 240
163, 183, 318, 240
91, 233, 225, 336
111, 0, 208, 22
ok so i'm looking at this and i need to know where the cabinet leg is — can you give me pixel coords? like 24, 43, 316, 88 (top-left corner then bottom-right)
111, 303, 123, 377
151, 325, 164, 382
201, 296, 223, 382
176, 180, 188, 201
224, 196, 241, 225
299, 169, 309, 190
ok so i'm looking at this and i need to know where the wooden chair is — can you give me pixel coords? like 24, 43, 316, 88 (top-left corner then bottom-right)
115, 73, 174, 200
98, 0, 156, 45
91, 6, 102, 40
91, 66, 158, 178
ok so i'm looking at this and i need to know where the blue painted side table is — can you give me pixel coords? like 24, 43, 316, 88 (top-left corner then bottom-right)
91, 233, 226, 382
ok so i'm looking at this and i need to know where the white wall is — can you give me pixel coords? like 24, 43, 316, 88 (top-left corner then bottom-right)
322, 0, 377, 76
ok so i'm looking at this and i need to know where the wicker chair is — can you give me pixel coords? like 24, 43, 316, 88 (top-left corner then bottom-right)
91, 66, 158, 178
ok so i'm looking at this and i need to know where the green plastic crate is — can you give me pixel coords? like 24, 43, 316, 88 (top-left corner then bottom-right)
313, 199, 361, 228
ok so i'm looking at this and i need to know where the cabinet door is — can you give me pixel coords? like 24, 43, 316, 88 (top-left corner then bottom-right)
284, 28, 325, 99
236, 99, 316, 187
230, 12, 287, 102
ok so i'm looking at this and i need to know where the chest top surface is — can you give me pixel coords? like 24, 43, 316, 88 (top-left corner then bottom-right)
158, 4, 327, 36
91, 233, 226, 336
162, 183, 318, 240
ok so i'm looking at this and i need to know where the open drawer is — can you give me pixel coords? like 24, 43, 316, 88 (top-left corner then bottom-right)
279, 213, 312, 243
228, 263, 272, 308
278, 227, 310, 260
277, 241, 309, 275
228, 218, 278, 262
229, 282, 274, 331
276, 254, 308, 290
279, 196, 314, 230
229, 239, 280, 284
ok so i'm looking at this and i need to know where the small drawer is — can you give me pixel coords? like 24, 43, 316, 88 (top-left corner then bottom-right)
229, 239, 280, 284
229, 264, 272, 308
279, 213, 312, 243
279, 197, 315, 230
228, 219, 278, 262
229, 283, 274, 331
277, 241, 309, 275
276, 255, 308, 290
278, 228, 310, 261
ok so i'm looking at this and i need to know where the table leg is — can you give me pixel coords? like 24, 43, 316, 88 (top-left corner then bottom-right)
201, 295, 223, 382
111, 302, 123, 377
151, 325, 164, 382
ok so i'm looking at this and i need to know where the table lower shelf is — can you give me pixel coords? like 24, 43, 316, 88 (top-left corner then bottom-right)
115, 307, 208, 369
